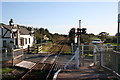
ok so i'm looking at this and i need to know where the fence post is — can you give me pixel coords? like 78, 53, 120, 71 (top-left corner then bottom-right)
71, 43, 74, 54
22, 48, 24, 60
75, 48, 79, 69
5, 48, 8, 60
93, 45, 97, 66
28, 45, 30, 54
37, 46, 38, 54
81, 45, 84, 66
100, 47, 104, 66
12, 48, 14, 66
116, 53, 119, 73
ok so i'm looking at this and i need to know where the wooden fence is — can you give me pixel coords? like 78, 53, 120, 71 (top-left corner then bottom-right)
1, 48, 24, 67
27, 45, 42, 54
1, 45, 43, 67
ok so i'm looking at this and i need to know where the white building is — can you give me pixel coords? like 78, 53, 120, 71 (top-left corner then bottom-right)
18, 26, 34, 49
0, 24, 14, 49
0, 23, 35, 49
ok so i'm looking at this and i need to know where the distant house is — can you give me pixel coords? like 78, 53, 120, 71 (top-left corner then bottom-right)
43, 35, 49, 41
0, 23, 35, 49
19, 26, 34, 48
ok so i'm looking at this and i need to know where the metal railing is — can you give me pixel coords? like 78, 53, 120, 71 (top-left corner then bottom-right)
65, 44, 120, 76
64, 44, 96, 69
92, 45, 120, 78
101, 48, 120, 78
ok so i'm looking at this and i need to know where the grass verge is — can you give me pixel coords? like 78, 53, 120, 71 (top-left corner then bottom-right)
0, 67, 15, 74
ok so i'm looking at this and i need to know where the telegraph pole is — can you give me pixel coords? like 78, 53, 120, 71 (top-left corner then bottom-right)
78, 20, 81, 67
76, 20, 87, 67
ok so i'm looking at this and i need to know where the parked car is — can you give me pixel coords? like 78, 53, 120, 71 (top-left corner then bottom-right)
105, 44, 113, 48
92, 39, 103, 44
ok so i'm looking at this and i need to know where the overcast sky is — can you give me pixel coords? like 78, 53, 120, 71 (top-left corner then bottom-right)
1, 2, 118, 35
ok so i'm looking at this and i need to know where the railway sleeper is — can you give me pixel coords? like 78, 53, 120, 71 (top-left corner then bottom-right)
23, 68, 54, 80
33, 63, 52, 71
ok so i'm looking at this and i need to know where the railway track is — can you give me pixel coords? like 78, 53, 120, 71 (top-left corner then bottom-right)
19, 41, 65, 80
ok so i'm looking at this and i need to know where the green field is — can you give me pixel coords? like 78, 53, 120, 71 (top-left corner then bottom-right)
104, 43, 117, 46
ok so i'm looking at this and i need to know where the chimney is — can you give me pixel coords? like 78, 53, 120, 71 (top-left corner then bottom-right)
9, 19, 14, 26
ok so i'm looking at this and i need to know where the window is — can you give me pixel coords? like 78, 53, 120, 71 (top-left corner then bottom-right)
20, 38, 24, 46
25, 38, 27, 44
29, 38, 30, 44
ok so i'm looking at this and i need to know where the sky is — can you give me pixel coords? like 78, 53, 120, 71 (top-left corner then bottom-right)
1, 2, 118, 35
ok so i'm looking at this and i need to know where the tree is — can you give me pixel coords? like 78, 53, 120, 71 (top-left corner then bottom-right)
115, 33, 120, 36
68, 28, 75, 44
35, 28, 42, 43
39, 28, 45, 35
105, 36, 115, 43
98, 32, 109, 41
44, 29, 53, 41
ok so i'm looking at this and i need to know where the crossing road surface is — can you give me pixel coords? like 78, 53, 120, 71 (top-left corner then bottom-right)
56, 66, 118, 80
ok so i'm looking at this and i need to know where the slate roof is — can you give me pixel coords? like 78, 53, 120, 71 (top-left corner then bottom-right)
0, 23, 31, 35
19, 26, 30, 35
0, 23, 12, 31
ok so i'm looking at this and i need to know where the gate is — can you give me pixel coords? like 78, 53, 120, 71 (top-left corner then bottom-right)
1, 48, 24, 67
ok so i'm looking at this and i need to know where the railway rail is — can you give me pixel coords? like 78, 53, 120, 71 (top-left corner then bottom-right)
19, 41, 65, 80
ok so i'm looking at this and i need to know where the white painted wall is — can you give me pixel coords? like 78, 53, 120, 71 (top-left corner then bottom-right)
19, 35, 34, 49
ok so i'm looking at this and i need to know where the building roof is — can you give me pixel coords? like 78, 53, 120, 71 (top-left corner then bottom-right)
0, 23, 31, 35
0, 23, 12, 31
19, 26, 30, 35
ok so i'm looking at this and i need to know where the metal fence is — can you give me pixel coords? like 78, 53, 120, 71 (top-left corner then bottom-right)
73, 44, 95, 55
64, 44, 120, 78
92, 45, 120, 79
102, 48, 120, 77
65, 44, 96, 69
